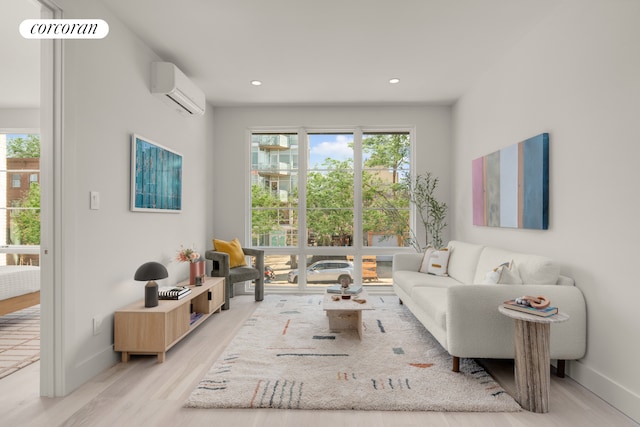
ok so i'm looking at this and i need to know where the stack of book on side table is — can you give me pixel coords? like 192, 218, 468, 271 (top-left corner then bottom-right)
158, 286, 192, 300
501, 299, 558, 317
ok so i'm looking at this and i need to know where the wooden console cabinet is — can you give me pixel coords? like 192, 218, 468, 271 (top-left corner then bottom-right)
114, 276, 225, 363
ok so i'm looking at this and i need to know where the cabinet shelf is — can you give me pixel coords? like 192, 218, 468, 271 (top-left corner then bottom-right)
114, 276, 225, 363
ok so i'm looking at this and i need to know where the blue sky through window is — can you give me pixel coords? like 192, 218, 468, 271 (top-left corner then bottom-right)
308, 133, 373, 169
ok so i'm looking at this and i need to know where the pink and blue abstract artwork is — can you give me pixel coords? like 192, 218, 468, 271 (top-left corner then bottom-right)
472, 133, 548, 230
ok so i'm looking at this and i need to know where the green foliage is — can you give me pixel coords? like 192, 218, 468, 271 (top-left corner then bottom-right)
403, 172, 448, 249
362, 173, 410, 244
7, 135, 40, 158
12, 182, 41, 245
362, 133, 409, 184
361, 134, 411, 246
306, 159, 354, 246
251, 184, 282, 237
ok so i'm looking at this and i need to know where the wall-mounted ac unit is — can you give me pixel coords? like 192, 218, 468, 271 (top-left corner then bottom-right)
151, 62, 205, 116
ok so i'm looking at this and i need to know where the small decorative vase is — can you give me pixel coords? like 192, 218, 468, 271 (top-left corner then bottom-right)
189, 260, 205, 286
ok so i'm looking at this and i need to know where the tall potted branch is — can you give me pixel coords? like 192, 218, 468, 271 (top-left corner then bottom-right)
405, 172, 448, 249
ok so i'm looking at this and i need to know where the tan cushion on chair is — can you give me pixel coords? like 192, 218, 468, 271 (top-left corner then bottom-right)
213, 238, 247, 268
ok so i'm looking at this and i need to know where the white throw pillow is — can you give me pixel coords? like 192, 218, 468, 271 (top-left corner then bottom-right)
419, 246, 436, 273
499, 260, 523, 284
482, 260, 522, 285
427, 248, 450, 276
482, 267, 502, 284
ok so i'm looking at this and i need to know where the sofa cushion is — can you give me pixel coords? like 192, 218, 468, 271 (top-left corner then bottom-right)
393, 253, 423, 272
446, 241, 485, 284
411, 287, 448, 331
393, 270, 460, 297
473, 246, 560, 285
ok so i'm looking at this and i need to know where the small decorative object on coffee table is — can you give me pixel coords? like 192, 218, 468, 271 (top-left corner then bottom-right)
322, 288, 374, 339
499, 305, 569, 413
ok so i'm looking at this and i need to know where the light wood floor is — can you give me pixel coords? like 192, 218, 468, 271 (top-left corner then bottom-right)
0, 295, 636, 427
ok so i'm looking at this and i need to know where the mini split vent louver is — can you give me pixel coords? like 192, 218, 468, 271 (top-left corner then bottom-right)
151, 62, 205, 116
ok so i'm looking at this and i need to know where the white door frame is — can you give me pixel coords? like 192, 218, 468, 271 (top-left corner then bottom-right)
38, 0, 64, 397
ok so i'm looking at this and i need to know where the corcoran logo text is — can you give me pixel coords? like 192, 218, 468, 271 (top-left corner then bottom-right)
20, 19, 109, 39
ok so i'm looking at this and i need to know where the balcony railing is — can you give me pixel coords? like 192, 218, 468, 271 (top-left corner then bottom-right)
257, 163, 291, 177
257, 135, 291, 150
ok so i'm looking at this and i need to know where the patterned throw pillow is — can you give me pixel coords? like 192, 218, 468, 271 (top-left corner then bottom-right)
212, 238, 247, 268
426, 248, 450, 276
419, 246, 436, 273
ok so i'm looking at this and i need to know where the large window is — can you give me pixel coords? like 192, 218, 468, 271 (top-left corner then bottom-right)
0, 134, 40, 266
306, 133, 354, 248
250, 129, 412, 290
250, 133, 299, 247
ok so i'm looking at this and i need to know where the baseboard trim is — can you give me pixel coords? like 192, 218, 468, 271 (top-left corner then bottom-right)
568, 359, 640, 424
67, 345, 120, 394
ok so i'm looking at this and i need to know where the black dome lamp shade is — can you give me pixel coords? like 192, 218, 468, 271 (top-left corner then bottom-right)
134, 261, 169, 308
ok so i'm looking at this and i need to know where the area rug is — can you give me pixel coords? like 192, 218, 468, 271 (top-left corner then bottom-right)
185, 295, 520, 412
0, 305, 40, 379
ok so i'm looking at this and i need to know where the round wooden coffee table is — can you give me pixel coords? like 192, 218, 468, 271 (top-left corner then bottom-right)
499, 306, 569, 413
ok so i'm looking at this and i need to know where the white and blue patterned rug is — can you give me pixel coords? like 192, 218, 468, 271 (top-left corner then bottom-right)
185, 294, 520, 412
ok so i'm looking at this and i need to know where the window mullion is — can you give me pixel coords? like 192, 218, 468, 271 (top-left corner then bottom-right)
352, 128, 363, 283
297, 128, 308, 289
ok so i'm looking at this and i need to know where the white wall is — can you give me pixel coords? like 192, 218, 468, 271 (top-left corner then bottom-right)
0, 108, 39, 130
56, 0, 215, 393
211, 106, 451, 246
452, 0, 640, 421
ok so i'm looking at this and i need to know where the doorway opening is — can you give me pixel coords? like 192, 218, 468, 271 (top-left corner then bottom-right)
0, 0, 62, 397
0, 133, 41, 378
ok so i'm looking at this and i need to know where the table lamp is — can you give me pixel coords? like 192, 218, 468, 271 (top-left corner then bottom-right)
134, 261, 168, 307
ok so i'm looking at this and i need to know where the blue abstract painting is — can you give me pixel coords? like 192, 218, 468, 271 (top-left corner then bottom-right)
131, 134, 182, 212
472, 133, 549, 229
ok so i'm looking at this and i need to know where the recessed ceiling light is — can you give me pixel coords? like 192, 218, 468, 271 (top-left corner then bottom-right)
389, 78, 400, 84
251, 80, 262, 86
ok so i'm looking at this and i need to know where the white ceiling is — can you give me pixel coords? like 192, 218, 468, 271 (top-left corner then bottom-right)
2, 0, 561, 108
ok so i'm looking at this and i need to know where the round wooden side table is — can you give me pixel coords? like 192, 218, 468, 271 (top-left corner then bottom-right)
498, 306, 569, 413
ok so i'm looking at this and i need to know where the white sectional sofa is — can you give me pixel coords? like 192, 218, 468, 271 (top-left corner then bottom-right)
392, 240, 586, 375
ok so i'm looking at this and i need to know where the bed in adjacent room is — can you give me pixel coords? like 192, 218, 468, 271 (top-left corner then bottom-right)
0, 266, 40, 316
